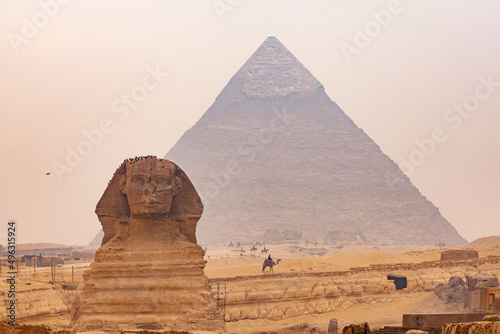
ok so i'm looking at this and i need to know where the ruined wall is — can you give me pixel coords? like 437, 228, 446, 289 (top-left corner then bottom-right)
217, 272, 395, 322
441, 250, 479, 261
0, 282, 69, 323
211, 258, 500, 322
442, 321, 500, 334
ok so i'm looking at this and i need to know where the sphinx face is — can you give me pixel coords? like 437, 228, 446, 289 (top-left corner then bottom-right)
122, 160, 178, 217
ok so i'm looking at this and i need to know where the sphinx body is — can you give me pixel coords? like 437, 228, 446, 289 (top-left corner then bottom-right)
71, 157, 225, 332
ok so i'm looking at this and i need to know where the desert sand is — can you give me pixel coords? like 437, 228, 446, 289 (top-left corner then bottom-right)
203, 240, 500, 333
2, 236, 500, 333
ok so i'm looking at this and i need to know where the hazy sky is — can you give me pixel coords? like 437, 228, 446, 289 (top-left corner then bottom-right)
1, 0, 499, 246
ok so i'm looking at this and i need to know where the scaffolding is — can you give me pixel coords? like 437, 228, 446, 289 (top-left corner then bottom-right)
210, 282, 227, 320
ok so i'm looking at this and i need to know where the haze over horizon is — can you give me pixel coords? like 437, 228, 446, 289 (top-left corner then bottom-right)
1, 1, 499, 246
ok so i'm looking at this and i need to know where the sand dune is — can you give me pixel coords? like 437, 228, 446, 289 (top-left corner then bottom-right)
205, 244, 448, 278
13, 243, 75, 251
464, 235, 500, 249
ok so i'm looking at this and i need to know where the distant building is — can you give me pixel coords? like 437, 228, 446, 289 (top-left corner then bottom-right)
21, 254, 64, 267
441, 249, 479, 261
72, 250, 95, 261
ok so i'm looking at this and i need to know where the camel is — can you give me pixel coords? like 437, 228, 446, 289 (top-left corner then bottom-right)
262, 258, 281, 273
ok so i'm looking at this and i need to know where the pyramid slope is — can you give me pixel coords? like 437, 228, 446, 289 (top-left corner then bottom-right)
166, 37, 466, 246
228, 36, 322, 98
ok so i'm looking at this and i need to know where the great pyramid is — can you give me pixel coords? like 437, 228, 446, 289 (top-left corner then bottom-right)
165, 36, 466, 246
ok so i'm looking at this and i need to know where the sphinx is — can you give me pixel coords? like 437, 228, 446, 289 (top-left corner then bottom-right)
71, 157, 225, 333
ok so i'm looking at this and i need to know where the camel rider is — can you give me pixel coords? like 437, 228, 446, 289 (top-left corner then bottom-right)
268, 254, 272, 261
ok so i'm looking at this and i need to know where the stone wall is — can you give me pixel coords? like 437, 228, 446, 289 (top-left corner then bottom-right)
0, 282, 69, 322
403, 313, 490, 328
440, 250, 478, 261
442, 321, 500, 334
217, 273, 395, 322
210, 258, 500, 322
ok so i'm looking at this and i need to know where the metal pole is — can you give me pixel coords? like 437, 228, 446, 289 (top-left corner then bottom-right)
51, 258, 55, 283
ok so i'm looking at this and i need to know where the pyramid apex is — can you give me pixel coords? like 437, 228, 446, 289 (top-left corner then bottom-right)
227, 36, 322, 98
261, 36, 286, 49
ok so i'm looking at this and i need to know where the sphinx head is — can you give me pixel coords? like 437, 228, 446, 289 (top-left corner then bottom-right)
95, 157, 203, 244
118, 158, 181, 218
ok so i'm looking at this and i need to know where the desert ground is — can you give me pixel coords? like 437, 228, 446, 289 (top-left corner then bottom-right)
204, 240, 500, 333
2, 237, 500, 333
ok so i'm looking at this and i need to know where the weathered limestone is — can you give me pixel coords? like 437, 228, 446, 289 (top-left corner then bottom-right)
0, 282, 69, 324
71, 157, 225, 333
442, 321, 500, 334
328, 318, 338, 334
342, 323, 371, 334
402, 313, 490, 329
434, 276, 468, 304
483, 314, 500, 321
440, 249, 478, 261
435, 272, 500, 310
0, 324, 67, 334
466, 272, 499, 290
212, 260, 500, 322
